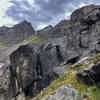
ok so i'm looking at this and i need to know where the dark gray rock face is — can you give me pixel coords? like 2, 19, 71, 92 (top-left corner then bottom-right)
8, 5, 100, 99
36, 25, 53, 40
0, 20, 35, 46
47, 36, 79, 65
70, 5, 100, 25
0, 63, 11, 100
76, 61, 100, 87
52, 20, 70, 38
66, 5, 100, 56
36, 20, 70, 39
9, 42, 65, 98
35, 4, 100, 57
36, 5, 100, 57
0, 20, 35, 63
45, 85, 82, 100
9, 45, 38, 98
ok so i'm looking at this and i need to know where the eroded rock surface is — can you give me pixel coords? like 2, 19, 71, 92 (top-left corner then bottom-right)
8, 5, 100, 99
0, 63, 11, 100
0, 20, 35, 63
77, 61, 100, 87
45, 85, 81, 100
0, 21, 35, 46
36, 25, 53, 40
1, 4, 100, 100
9, 42, 66, 98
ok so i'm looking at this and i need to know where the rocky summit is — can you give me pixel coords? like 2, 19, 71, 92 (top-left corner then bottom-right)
1, 4, 100, 100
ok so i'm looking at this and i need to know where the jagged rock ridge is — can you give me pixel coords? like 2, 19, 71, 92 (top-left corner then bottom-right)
0, 4, 100, 100
0, 20, 35, 46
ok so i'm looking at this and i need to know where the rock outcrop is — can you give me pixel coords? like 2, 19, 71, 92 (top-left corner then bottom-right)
36, 5, 100, 57
45, 85, 81, 100
1, 4, 100, 100
8, 42, 65, 98
0, 20, 35, 63
70, 5, 100, 25
52, 20, 70, 38
36, 25, 53, 40
0, 20, 35, 46
77, 61, 100, 87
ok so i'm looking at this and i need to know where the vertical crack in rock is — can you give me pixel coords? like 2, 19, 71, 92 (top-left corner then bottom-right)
56, 45, 63, 64
8, 43, 65, 98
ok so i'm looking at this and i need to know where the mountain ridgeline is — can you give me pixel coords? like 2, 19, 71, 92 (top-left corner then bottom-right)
1, 4, 100, 100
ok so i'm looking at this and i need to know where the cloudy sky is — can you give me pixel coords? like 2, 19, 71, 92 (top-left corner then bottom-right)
0, 0, 100, 30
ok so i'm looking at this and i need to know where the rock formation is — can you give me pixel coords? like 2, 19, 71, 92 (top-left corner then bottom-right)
0, 20, 35, 63
45, 85, 81, 100
77, 61, 100, 87
0, 20, 35, 46
1, 4, 100, 100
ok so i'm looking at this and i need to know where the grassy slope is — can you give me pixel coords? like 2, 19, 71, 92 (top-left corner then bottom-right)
33, 54, 100, 100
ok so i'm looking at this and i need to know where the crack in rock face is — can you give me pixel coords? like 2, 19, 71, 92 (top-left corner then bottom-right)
1, 4, 100, 100
9, 43, 65, 98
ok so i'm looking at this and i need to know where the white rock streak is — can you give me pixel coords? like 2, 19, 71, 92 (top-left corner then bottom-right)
0, 63, 4, 68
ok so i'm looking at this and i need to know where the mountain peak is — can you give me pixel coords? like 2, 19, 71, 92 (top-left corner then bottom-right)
14, 20, 31, 27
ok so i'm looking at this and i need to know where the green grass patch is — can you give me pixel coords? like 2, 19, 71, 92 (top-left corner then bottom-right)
62, 25, 69, 30
19, 36, 48, 46
33, 70, 91, 100
27, 36, 48, 43
89, 86, 100, 100
62, 23, 80, 30
71, 63, 84, 70
89, 54, 100, 63
32, 37, 43, 43
0, 44, 8, 48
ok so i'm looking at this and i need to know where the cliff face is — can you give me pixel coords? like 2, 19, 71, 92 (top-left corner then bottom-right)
37, 5, 100, 57
0, 20, 35, 46
1, 4, 100, 100
0, 20, 35, 63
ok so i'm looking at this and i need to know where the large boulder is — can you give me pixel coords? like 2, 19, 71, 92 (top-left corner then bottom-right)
45, 85, 81, 100
9, 42, 65, 98
9, 45, 38, 98
76, 61, 100, 87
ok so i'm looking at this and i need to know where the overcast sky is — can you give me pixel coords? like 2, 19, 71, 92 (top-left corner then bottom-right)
0, 0, 100, 30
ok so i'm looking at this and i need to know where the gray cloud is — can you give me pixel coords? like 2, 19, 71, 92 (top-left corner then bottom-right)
6, 0, 99, 29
